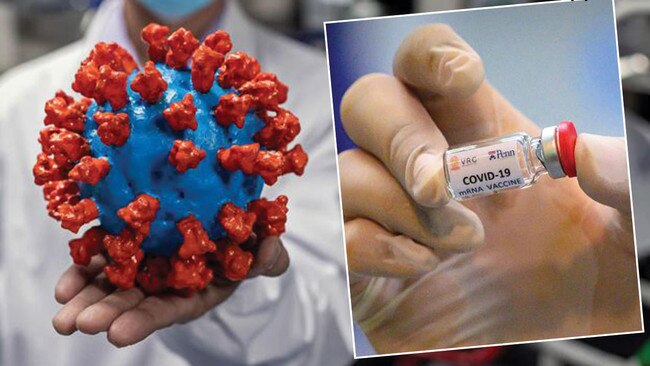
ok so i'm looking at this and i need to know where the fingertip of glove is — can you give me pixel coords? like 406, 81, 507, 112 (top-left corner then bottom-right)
428, 44, 485, 99
386, 235, 441, 275
575, 133, 630, 213
394, 23, 485, 98
424, 202, 485, 252
408, 149, 450, 208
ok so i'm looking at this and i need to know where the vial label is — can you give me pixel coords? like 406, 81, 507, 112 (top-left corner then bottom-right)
445, 139, 527, 199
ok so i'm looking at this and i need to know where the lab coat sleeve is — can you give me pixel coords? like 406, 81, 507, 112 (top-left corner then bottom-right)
157, 108, 353, 365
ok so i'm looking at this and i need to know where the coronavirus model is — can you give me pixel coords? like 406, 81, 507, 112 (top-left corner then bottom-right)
32, 23, 307, 295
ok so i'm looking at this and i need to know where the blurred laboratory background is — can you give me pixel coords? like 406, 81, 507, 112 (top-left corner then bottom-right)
1, 0, 650, 365
0, 0, 563, 73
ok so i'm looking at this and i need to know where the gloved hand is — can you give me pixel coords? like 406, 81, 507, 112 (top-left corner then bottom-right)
52, 235, 289, 347
340, 24, 640, 353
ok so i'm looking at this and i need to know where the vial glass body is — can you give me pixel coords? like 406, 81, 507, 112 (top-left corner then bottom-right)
443, 133, 546, 200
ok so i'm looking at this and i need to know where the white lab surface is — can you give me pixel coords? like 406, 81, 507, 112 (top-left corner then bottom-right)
0, 1, 352, 365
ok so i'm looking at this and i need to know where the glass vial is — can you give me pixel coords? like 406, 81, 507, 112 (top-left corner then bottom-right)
443, 121, 577, 201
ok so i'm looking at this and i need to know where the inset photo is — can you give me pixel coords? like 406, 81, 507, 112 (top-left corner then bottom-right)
325, 0, 643, 358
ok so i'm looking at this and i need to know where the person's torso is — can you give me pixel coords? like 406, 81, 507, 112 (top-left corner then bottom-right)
0, 6, 344, 365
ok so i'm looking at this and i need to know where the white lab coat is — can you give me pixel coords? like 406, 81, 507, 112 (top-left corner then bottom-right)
0, 1, 352, 365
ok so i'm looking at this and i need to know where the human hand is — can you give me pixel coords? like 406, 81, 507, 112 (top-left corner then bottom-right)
340, 24, 640, 353
52, 235, 289, 347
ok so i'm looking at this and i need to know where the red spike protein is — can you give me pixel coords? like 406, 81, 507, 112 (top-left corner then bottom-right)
33, 23, 308, 295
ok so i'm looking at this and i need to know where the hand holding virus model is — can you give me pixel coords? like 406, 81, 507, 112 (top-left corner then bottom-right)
34, 23, 307, 296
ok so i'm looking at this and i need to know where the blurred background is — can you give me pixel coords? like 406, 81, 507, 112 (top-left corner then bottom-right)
0, 0, 584, 73
1, 0, 649, 365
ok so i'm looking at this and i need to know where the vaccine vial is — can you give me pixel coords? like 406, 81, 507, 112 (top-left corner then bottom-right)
443, 121, 577, 200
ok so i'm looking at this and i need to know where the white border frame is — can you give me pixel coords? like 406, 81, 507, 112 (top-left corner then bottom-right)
322, 0, 645, 359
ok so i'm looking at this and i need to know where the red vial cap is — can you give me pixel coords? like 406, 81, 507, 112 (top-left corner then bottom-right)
556, 121, 577, 178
